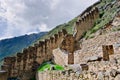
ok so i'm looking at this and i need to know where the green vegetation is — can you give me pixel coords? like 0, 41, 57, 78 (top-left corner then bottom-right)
54, 65, 64, 70
38, 63, 51, 71
35, 18, 77, 42
84, 0, 120, 39
38, 62, 64, 72
0, 32, 47, 62
36, 0, 120, 41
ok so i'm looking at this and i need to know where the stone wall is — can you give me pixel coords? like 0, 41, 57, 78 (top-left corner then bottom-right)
53, 34, 75, 66
37, 71, 87, 80
0, 71, 8, 80
53, 48, 68, 66
1, 29, 68, 79
60, 34, 75, 53
36, 70, 112, 80
74, 7, 99, 41
1, 4, 100, 79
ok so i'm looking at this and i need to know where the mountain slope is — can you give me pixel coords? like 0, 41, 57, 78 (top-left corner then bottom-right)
37, 0, 120, 42
0, 32, 47, 61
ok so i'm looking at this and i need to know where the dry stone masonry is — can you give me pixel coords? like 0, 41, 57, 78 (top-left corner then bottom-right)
0, 2, 101, 80
0, 29, 71, 79
73, 7, 99, 41
102, 45, 114, 61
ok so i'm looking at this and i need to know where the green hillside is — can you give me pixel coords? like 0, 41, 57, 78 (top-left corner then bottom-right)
36, 18, 77, 42
0, 32, 47, 62
84, 0, 120, 39
35, 0, 120, 42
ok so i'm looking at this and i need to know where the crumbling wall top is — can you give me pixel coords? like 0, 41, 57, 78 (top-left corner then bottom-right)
61, 29, 67, 35
34, 43, 39, 48
23, 48, 28, 53
39, 41, 45, 46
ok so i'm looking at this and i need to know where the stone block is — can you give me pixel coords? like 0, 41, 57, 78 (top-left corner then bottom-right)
60, 34, 75, 53
0, 71, 8, 80
102, 45, 110, 61
87, 56, 102, 62
58, 31, 62, 37
34, 43, 39, 48
80, 64, 89, 71
68, 53, 74, 64
61, 29, 67, 35
102, 45, 114, 61
108, 45, 114, 55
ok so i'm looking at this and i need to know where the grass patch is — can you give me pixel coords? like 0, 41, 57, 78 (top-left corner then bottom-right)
38, 62, 64, 72
38, 63, 51, 71
84, 0, 120, 39
54, 65, 64, 70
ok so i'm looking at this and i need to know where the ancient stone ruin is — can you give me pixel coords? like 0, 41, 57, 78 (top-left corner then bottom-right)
102, 45, 114, 61
73, 7, 99, 41
0, 3, 100, 80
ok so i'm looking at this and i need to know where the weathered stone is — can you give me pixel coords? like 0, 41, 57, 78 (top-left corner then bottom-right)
87, 56, 102, 62
0, 71, 8, 80
102, 45, 110, 61
112, 58, 118, 64
115, 74, 120, 80
62, 71, 66, 75
75, 71, 81, 76
90, 71, 96, 75
116, 69, 120, 74
97, 72, 104, 80
69, 64, 82, 73
79, 74, 83, 78
108, 45, 114, 55
80, 64, 89, 71
53, 48, 68, 66
116, 58, 120, 64
110, 69, 118, 77
68, 53, 74, 64
104, 71, 110, 77
60, 34, 75, 53
74, 7, 99, 41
